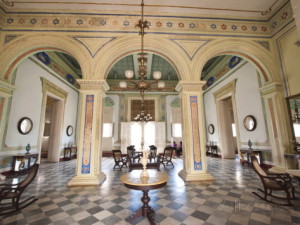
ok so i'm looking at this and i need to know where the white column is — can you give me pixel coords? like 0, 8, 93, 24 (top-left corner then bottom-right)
176, 81, 214, 181
68, 79, 109, 186
260, 82, 292, 168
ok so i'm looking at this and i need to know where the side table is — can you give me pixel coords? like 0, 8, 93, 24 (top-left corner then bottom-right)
120, 170, 168, 225
12, 153, 39, 175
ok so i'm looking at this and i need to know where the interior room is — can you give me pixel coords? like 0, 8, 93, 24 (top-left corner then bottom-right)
0, 0, 300, 224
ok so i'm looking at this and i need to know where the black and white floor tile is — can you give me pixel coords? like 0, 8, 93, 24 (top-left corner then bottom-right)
1, 156, 300, 225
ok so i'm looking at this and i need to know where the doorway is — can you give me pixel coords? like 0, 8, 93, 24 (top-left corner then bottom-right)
41, 96, 64, 162
217, 96, 237, 159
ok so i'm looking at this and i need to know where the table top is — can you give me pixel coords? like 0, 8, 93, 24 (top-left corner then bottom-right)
120, 170, 168, 187
240, 148, 270, 152
286, 169, 300, 178
13, 153, 39, 157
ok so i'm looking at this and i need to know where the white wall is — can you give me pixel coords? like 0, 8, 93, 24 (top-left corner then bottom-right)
5, 58, 79, 157
204, 62, 269, 151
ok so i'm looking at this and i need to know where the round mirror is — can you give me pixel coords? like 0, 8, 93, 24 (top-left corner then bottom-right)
208, 124, 215, 134
18, 117, 33, 135
66, 125, 73, 136
243, 115, 256, 131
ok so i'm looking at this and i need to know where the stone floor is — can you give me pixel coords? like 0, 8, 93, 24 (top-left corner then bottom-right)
1, 156, 300, 225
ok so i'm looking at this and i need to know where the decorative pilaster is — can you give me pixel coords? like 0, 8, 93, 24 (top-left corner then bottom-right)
68, 79, 109, 186
176, 81, 214, 181
260, 82, 291, 167
0, 80, 15, 149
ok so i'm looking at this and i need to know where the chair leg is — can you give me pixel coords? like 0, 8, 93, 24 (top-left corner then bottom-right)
285, 189, 293, 206
291, 187, 296, 199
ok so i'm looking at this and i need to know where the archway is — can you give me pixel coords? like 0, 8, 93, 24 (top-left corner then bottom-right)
0, 35, 87, 169
196, 40, 290, 167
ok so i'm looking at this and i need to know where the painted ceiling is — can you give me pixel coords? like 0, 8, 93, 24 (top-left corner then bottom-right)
1, 0, 286, 19
34, 50, 240, 92
107, 53, 178, 81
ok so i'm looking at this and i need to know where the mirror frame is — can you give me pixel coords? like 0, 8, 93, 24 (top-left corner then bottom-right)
17, 117, 33, 135
66, 125, 74, 136
208, 124, 215, 134
243, 115, 256, 131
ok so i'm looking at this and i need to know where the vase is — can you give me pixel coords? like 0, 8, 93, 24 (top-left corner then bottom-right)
248, 140, 252, 149
26, 143, 31, 154
140, 150, 149, 178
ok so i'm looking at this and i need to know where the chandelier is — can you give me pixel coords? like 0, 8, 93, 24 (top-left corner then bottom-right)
119, 0, 165, 122
293, 100, 300, 123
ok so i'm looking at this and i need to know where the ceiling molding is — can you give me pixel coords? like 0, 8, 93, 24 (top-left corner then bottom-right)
1, 0, 284, 18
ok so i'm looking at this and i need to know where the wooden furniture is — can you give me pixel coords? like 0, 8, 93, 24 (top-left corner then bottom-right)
240, 148, 269, 165
239, 153, 250, 166
206, 144, 218, 157
120, 170, 168, 225
63, 147, 77, 160
12, 153, 39, 175
128, 151, 160, 172
251, 155, 296, 206
127, 146, 142, 163
112, 150, 128, 171
284, 153, 300, 169
286, 169, 300, 186
148, 145, 157, 162
158, 147, 174, 169
0, 164, 39, 215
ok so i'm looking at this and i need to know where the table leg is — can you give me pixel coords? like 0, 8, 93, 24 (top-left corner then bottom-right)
126, 190, 156, 225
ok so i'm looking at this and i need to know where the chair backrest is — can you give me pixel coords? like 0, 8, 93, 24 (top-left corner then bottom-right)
251, 155, 269, 184
163, 146, 173, 160
112, 150, 122, 162
19, 163, 39, 189
149, 145, 157, 150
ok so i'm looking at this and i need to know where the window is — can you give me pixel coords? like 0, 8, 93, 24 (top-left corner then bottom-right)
144, 122, 155, 148
103, 123, 113, 138
131, 123, 142, 150
293, 124, 300, 137
232, 123, 236, 137
172, 123, 182, 138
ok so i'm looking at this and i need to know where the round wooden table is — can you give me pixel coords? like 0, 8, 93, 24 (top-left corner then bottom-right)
120, 170, 168, 225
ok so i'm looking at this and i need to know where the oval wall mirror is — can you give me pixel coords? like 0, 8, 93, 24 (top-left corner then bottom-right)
208, 124, 215, 134
66, 125, 74, 136
18, 117, 33, 135
243, 115, 256, 131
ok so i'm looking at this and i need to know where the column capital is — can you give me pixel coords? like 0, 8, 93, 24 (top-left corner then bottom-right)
259, 82, 282, 97
175, 81, 206, 92
77, 79, 110, 92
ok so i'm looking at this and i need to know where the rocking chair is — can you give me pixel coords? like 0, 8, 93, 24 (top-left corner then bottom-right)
251, 155, 296, 206
0, 163, 39, 215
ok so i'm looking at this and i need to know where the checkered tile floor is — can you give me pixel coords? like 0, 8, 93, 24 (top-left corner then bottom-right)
1, 156, 300, 225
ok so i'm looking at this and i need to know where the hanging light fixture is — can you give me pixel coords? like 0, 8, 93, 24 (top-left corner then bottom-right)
119, 0, 165, 122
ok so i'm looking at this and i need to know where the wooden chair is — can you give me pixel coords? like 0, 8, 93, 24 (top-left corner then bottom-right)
0, 163, 39, 215
158, 147, 174, 169
240, 153, 250, 166
251, 155, 296, 206
112, 150, 127, 171
148, 145, 157, 162
127, 152, 160, 172
127, 145, 140, 163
